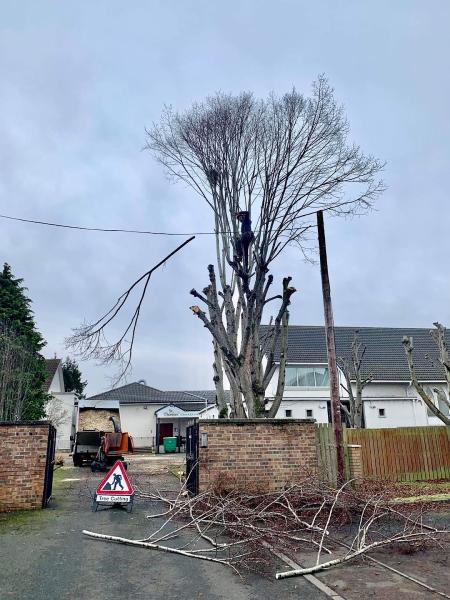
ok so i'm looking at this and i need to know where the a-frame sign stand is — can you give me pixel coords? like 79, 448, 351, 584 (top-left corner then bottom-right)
92, 460, 134, 513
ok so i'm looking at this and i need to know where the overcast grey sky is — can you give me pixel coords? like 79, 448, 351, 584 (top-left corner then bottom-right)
1, 1, 450, 395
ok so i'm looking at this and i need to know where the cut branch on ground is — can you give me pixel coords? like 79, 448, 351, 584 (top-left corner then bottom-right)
84, 476, 447, 583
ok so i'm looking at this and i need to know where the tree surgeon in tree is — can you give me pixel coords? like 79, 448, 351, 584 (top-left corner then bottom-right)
234, 211, 254, 276
68, 78, 384, 418
147, 79, 384, 418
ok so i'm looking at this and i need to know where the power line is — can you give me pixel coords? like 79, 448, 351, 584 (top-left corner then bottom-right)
0, 213, 216, 235
0, 207, 334, 236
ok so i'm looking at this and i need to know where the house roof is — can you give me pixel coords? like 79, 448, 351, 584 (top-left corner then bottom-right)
86, 382, 222, 406
263, 325, 450, 381
78, 399, 120, 410
44, 358, 61, 392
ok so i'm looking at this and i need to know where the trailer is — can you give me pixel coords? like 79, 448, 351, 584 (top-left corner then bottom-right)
72, 430, 135, 470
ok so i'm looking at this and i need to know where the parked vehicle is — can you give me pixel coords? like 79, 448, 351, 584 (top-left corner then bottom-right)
72, 430, 135, 470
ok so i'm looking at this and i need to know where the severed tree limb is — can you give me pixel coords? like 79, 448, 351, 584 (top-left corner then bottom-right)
276, 531, 440, 579
82, 530, 234, 567
66, 236, 195, 384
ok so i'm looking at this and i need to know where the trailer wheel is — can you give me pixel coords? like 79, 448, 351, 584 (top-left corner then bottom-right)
73, 454, 83, 467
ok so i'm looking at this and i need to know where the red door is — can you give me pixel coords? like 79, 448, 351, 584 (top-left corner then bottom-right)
159, 423, 173, 442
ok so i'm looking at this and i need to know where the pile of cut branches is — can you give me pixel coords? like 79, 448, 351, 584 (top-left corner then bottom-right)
83, 476, 448, 579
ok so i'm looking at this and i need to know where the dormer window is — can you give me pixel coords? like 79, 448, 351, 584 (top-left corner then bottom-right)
285, 365, 329, 388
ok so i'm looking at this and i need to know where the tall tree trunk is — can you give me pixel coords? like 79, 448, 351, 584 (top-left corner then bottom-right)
212, 341, 228, 417
268, 310, 289, 418
354, 385, 363, 428
402, 336, 450, 426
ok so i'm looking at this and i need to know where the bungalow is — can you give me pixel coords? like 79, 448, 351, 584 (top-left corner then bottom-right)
265, 325, 450, 428
84, 383, 220, 449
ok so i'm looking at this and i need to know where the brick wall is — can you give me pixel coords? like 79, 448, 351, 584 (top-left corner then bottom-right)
0, 422, 50, 512
198, 419, 318, 492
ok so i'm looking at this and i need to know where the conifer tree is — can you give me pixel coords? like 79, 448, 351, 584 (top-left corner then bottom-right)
0, 263, 48, 420
62, 357, 87, 399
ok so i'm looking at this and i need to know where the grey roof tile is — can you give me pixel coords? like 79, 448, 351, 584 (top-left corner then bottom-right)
262, 325, 449, 381
86, 382, 225, 405
44, 358, 61, 392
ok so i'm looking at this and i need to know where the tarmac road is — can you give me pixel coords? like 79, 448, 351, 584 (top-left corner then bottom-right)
0, 466, 327, 600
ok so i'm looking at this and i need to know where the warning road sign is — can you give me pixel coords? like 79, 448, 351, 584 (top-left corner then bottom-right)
96, 460, 134, 496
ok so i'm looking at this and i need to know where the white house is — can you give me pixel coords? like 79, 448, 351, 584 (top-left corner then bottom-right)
83, 326, 449, 445
44, 358, 76, 450
265, 325, 450, 428
85, 383, 220, 449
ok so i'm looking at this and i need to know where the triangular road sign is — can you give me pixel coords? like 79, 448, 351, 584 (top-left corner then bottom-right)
96, 460, 134, 496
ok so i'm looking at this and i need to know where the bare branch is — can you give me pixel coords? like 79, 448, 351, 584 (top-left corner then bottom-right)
66, 237, 195, 384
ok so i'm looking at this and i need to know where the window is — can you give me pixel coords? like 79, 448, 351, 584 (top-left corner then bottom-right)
306, 409, 314, 418
285, 409, 292, 418
285, 366, 329, 388
378, 408, 386, 418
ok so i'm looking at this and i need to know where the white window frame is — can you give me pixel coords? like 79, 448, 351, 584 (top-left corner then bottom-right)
285, 364, 330, 390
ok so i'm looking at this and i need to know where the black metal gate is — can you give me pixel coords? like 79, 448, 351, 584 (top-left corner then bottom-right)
42, 425, 57, 508
185, 422, 199, 495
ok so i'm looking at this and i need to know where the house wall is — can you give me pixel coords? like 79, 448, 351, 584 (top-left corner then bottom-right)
266, 398, 329, 423
119, 404, 163, 447
48, 364, 65, 393
267, 365, 448, 428
198, 419, 318, 492
45, 392, 76, 451
0, 422, 50, 512
199, 405, 219, 419
119, 403, 219, 449
44, 363, 76, 451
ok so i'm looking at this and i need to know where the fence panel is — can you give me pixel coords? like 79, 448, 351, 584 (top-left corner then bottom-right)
345, 426, 450, 481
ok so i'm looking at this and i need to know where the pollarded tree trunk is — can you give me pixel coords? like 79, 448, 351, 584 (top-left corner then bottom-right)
338, 331, 373, 428
402, 330, 450, 426
212, 340, 228, 417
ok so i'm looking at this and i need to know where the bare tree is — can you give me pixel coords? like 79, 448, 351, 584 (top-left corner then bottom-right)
402, 322, 450, 425
147, 77, 384, 417
0, 322, 39, 421
338, 331, 373, 427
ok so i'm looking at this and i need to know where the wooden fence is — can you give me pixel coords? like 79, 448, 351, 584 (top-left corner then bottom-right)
316, 424, 450, 483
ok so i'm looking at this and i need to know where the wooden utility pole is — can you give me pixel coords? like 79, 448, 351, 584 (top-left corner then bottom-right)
316, 210, 345, 483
